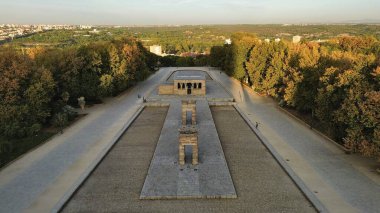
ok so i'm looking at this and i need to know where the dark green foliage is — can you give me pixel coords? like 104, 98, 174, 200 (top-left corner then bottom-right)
210, 46, 227, 67
176, 57, 194, 67
52, 112, 68, 130
160, 56, 179, 67
0, 132, 56, 167
159, 55, 208, 67
0, 37, 157, 141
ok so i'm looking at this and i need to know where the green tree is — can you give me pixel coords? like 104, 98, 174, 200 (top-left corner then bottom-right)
230, 33, 258, 81
0, 48, 55, 138
210, 46, 227, 67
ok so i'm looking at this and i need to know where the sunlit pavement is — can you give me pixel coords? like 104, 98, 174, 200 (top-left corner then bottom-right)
207, 67, 380, 213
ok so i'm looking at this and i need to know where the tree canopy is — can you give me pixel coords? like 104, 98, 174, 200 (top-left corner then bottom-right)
211, 33, 380, 160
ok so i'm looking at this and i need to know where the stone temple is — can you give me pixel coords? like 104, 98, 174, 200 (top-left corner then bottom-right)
140, 69, 236, 199
158, 71, 206, 96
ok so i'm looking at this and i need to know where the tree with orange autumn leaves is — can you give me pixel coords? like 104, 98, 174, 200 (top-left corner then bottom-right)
213, 34, 380, 160
0, 38, 158, 138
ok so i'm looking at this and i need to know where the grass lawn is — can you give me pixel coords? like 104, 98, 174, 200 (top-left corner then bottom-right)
0, 130, 58, 168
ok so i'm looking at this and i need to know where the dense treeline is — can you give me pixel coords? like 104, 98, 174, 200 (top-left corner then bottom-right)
12, 25, 380, 55
211, 33, 380, 159
159, 55, 209, 67
0, 38, 158, 139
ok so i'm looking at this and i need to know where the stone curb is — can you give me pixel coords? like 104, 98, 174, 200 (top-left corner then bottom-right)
53, 105, 146, 212
233, 104, 328, 213
208, 102, 235, 106
146, 97, 234, 103
144, 102, 170, 107
140, 194, 237, 200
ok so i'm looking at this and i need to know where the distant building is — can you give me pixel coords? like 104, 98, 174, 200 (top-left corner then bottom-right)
150, 45, 162, 56
314, 39, 328, 43
293, 35, 302, 43
80, 25, 92, 29
225, 38, 232, 45
89, 29, 100, 34
275, 38, 281, 43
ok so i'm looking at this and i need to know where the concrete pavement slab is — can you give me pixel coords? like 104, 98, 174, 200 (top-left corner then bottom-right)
140, 100, 237, 199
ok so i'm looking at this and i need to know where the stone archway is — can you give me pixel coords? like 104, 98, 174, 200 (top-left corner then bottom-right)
182, 100, 196, 125
178, 126, 198, 165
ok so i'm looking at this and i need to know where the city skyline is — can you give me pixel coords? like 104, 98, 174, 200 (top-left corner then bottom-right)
1, 0, 380, 25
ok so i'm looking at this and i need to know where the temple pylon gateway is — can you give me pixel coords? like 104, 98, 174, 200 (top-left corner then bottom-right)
178, 125, 198, 165
179, 100, 198, 166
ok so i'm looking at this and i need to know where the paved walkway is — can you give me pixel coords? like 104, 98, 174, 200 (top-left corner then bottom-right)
207, 68, 380, 213
0, 68, 173, 212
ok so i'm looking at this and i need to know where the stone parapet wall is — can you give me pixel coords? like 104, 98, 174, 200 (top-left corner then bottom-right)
158, 84, 174, 95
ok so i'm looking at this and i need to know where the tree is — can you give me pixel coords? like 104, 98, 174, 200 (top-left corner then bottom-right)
210, 46, 227, 67
76, 45, 102, 101
230, 33, 258, 81
0, 48, 55, 138
52, 112, 68, 134
246, 42, 272, 92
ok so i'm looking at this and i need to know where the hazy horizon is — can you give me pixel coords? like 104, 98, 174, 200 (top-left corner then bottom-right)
1, 0, 380, 25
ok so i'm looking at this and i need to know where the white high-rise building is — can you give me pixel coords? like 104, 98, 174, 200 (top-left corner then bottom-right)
149, 45, 162, 56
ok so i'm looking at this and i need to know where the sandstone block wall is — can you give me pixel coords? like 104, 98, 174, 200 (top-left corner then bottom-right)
178, 133, 199, 165
181, 100, 196, 125
173, 80, 206, 96
158, 84, 174, 95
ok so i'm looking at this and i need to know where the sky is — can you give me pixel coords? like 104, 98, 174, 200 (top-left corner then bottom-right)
1, 0, 380, 25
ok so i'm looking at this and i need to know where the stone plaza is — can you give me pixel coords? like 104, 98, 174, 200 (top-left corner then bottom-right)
61, 68, 315, 212
140, 100, 237, 199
